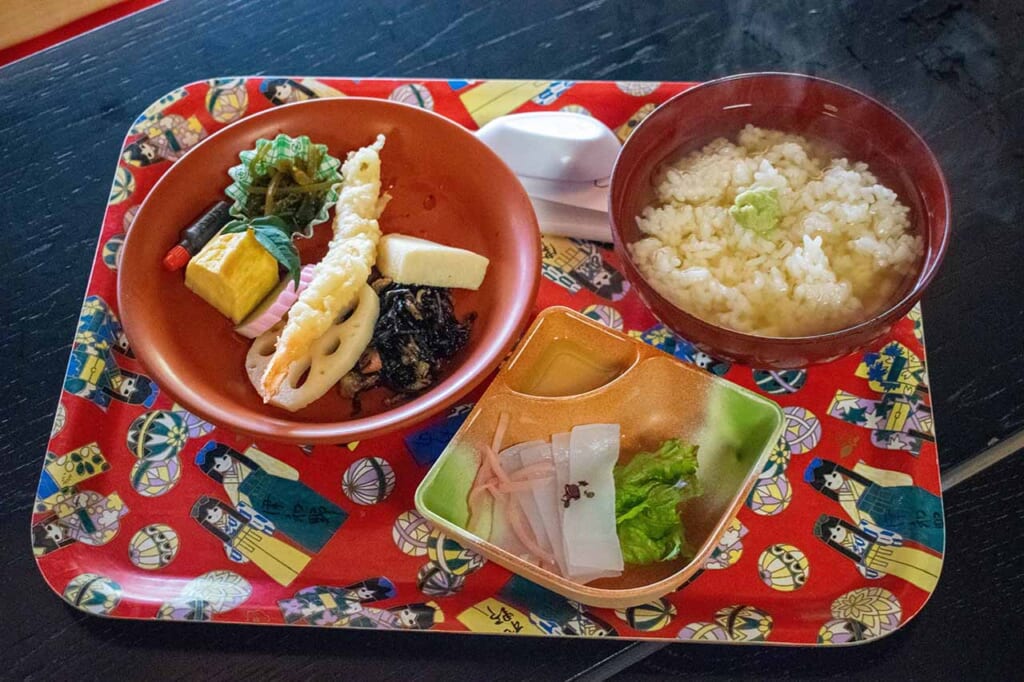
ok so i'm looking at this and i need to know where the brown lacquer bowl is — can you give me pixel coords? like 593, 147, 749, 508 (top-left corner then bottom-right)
609, 73, 950, 368
118, 98, 540, 444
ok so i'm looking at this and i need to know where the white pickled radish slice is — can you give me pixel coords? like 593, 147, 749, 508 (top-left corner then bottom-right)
489, 489, 530, 559
551, 432, 615, 582
571, 566, 623, 584
552, 432, 571, 488
498, 441, 546, 474
562, 424, 623, 582
552, 431, 571, 546
519, 442, 568, 577
235, 265, 316, 339
498, 442, 554, 563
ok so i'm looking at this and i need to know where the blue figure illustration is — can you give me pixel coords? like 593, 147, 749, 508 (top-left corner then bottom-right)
813, 514, 941, 593
628, 323, 731, 376
404, 403, 473, 466
828, 390, 933, 456
278, 578, 397, 626
63, 296, 157, 410
859, 342, 929, 397
195, 441, 347, 553
345, 602, 444, 630
804, 458, 944, 553
75, 295, 133, 357
498, 574, 617, 636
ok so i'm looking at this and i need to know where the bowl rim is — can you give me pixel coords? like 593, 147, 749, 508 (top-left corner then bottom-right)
117, 96, 541, 444
609, 71, 952, 346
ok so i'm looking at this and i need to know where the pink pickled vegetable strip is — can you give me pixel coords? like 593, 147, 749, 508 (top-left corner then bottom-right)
483, 444, 512, 486
491, 412, 509, 454
495, 477, 550, 493
498, 442, 557, 568
467, 414, 512, 527
469, 481, 497, 506
466, 446, 497, 529
471, 474, 550, 503
472, 446, 495, 489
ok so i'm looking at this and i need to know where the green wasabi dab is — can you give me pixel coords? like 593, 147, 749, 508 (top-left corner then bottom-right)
730, 186, 781, 234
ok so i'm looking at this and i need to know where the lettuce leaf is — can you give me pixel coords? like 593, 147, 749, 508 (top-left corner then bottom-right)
614, 439, 700, 565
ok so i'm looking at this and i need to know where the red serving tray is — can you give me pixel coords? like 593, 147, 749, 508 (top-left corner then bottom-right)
35, 77, 942, 645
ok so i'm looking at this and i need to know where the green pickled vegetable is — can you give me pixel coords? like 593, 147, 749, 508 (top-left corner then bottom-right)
227, 134, 342, 238
244, 180, 338, 196
304, 145, 321, 180
247, 143, 270, 178
614, 439, 700, 565
242, 160, 329, 235
730, 186, 781, 234
263, 170, 283, 216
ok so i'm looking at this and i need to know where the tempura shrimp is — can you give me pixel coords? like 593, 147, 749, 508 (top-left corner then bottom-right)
259, 135, 388, 400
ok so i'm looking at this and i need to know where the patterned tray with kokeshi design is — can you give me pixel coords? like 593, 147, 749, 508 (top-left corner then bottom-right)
37, 76, 941, 645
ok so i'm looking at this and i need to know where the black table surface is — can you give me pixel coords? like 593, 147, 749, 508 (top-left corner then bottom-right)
1, 1, 1021, 679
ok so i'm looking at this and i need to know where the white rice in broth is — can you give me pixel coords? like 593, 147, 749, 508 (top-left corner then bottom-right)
629, 125, 923, 337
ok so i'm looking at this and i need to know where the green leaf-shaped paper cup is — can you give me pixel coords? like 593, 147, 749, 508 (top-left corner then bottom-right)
225, 133, 342, 237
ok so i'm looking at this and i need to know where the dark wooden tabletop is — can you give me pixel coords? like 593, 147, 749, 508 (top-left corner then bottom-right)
1, 0, 1021, 679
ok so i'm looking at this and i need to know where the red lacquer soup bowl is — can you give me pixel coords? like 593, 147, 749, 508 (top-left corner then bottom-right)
609, 73, 950, 368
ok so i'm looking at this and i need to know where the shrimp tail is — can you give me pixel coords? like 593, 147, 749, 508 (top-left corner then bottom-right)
259, 343, 298, 399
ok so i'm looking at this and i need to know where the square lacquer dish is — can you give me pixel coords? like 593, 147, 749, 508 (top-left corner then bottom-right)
416, 307, 785, 609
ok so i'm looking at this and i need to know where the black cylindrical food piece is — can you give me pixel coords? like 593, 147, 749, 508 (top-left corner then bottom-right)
162, 201, 232, 271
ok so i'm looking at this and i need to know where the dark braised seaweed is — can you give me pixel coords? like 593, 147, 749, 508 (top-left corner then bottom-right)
341, 279, 474, 410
